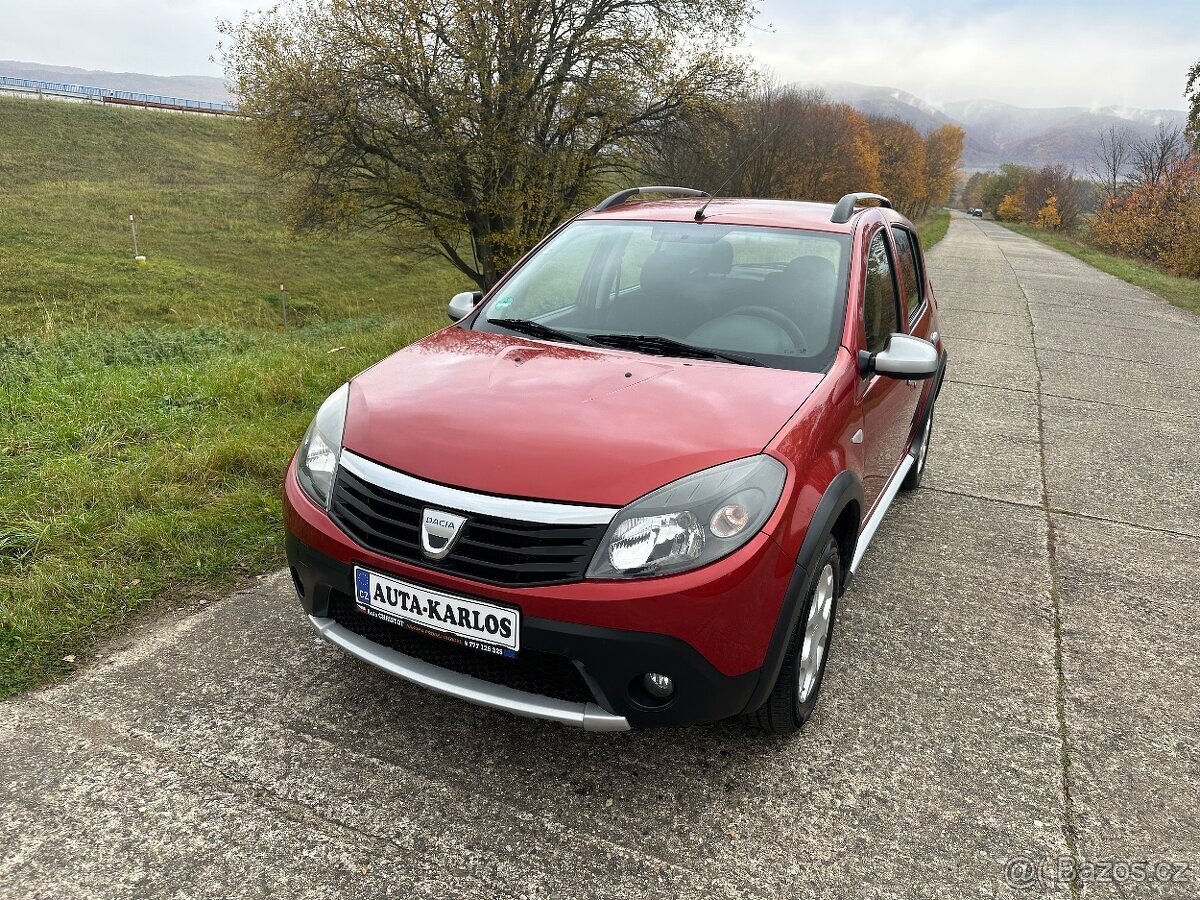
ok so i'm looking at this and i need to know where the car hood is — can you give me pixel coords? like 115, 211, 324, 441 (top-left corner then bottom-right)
342, 328, 822, 506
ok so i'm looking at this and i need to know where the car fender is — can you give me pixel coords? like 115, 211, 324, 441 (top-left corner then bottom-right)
742, 469, 864, 715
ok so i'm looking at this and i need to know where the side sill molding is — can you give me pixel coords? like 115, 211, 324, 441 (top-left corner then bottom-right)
849, 454, 915, 574
309, 615, 631, 732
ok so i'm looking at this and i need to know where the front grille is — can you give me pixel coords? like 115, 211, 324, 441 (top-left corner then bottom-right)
327, 590, 595, 704
330, 465, 607, 586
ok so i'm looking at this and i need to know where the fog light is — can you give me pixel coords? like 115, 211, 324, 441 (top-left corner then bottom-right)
643, 672, 674, 699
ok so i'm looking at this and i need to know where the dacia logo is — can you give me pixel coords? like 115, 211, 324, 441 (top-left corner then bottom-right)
420, 508, 467, 559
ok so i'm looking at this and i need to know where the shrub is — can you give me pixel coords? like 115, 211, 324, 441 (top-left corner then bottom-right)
1035, 195, 1061, 230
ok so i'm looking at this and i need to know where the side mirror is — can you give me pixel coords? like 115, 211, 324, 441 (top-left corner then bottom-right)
448, 290, 483, 321
858, 333, 939, 380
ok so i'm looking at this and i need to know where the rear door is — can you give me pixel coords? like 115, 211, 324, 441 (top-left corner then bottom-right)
858, 227, 921, 510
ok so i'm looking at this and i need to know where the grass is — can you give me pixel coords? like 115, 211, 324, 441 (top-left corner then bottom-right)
0, 96, 461, 697
0, 98, 462, 333
1000, 222, 1200, 316
916, 209, 950, 251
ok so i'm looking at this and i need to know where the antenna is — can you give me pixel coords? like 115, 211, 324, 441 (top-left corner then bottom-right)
694, 122, 784, 221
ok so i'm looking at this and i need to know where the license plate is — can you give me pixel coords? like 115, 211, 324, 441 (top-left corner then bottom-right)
353, 566, 520, 658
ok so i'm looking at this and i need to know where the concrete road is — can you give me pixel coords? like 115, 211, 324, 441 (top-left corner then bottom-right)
2, 214, 1197, 899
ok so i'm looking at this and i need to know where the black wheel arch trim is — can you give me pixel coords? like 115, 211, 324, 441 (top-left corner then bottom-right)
741, 469, 864, 715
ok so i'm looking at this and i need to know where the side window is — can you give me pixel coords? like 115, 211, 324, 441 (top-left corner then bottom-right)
862, 231, 900, 354
890, 227, 924, 327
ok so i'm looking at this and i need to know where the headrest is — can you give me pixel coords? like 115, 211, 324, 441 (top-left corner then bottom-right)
704, 240, 733, 275
786, 255, 836, 286
640, 252, 689, 293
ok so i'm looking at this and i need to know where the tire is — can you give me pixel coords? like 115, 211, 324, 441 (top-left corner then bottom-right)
746, 537, 841, 735
900, 404, 934, 492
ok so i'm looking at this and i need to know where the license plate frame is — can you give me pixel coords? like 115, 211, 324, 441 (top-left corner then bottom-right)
352, 566, 520, 658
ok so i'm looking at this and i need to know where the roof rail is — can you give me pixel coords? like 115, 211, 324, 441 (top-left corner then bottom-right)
830, 192, 893, 224
594, 185, 709, 212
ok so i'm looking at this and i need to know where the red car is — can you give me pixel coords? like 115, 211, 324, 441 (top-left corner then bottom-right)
285, 188, 946, 734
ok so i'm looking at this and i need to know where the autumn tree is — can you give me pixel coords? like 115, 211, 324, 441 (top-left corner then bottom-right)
1027, 164, 1086, 231
1092, 153, 1200, 276
960, 171, 989, 211
781, 100, 880, 201
222, 0, 752, 289
996, 189, 1026, 222
866, 115, 926, 217
649, 84, 882, 202
918, 124, 966, 217
1035, 195, 1061, 230
979, 164, 1028, 216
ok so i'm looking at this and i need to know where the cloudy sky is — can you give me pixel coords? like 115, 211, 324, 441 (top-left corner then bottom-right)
0, 0, 1196, 110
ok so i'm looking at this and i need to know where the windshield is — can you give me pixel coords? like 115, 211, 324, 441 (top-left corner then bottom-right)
473, 219, 851, 371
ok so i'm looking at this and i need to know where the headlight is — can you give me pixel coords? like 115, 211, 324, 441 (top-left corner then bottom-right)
296, 383, 349, 509
586, 455, 787, 579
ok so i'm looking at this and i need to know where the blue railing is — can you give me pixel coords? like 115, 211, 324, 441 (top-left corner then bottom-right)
0, 75, 237, 113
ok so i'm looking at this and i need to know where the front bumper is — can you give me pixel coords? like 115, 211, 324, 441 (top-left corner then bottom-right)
288, 535, 764, 728
307, 612, 629, 731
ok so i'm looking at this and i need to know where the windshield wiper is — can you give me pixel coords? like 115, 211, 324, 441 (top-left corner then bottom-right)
486, 318, 600, 347
588, 333, 763, 367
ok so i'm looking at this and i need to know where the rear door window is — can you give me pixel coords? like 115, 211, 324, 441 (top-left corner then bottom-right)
890, 226, 925, 327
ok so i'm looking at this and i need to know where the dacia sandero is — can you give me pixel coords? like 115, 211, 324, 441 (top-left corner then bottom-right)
285, 188, 947, 734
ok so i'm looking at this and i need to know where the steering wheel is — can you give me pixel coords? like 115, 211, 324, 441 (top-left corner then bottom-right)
724, 306, 808, 353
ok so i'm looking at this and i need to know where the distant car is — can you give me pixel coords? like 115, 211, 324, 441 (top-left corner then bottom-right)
285, 187, 947, 735
968, 208, 984, 217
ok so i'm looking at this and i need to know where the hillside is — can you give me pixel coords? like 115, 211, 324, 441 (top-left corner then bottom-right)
0, 96, 458, 333
814, 81, 1188, 171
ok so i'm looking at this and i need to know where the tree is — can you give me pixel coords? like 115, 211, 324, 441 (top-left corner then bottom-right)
979, 164, 1029, 217
1035, 195, 1061, 230
1027, 164, 1086, 231
1091, 126, 1132, 199
996, 189, 1026, 222
960, 171, 989, 211
919, 124, 966, 217
1187, 59, 1200, 150
1092, 152, 1200, 275
222, 0, 753, 290
866, 115, 926, 217
1129, 124, 1187, 187
649, 85, 882, 203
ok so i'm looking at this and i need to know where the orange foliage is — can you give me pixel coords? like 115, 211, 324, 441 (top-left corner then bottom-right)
1091, 154, 1200, 276
1035, 195, 1061, 230
997, 189, 1026, 222
867, 116, 927, 217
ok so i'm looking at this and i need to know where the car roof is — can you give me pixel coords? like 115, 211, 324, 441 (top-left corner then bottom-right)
575, 198, 890, 234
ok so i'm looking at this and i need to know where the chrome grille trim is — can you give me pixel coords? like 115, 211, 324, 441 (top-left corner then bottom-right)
338, 451, 618, 526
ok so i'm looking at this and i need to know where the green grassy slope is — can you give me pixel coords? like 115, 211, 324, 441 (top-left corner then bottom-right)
0, 97, 457, 696
0, 97, 459, 331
